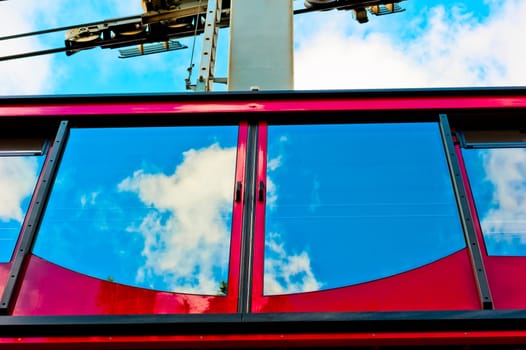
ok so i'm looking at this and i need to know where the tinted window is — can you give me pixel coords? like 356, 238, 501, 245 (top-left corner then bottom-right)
0, 156, 44, 262
0, 137, 46, 263
33, 126, 238, 295
264, 123, 466, 295
463, 148, 526, 256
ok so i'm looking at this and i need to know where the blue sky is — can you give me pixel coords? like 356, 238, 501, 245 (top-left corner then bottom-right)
2, 0, 526, 94
2, 0, 526, 296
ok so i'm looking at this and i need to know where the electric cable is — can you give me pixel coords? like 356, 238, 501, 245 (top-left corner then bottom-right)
185, 0, 203, 89
0, 15, 142, 41
0, 0, 380, 63
0, 47, 68, 62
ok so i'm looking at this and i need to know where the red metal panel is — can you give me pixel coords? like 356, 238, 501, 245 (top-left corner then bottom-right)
484, 256, 526, 309
251, 249, 480, 312
456, 145, 526, 309
225, 121, 248, 310
0, 263, 11, 300
3, 331, 526, 349
251, 123, 480, 312
13, 255, 235, 315
2, 95, 526, 118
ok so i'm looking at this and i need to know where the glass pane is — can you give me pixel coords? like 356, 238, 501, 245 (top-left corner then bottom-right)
264, 123, 466, 295
33, 126, 238, 295
0, 138, 46, 156
463, 148, 526, 256
0, 156, 44, 262
462, 130, 526, 146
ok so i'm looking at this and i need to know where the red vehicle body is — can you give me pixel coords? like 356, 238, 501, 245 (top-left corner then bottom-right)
1, 88, 526, 349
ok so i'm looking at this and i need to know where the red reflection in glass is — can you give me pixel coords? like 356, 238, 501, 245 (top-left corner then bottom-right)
13, 255, 236, 315
0, 263, 11, 299
456, 145, 526, 309
251, 249, 480, 313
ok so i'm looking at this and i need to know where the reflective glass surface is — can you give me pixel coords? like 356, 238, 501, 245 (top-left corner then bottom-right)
264, 123, 466, 295
33, 126, 238, 295
463, 148, 526, 256
0, 156, 44, 262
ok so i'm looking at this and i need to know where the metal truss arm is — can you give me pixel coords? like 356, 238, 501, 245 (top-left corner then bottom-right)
195, 0, 223, 92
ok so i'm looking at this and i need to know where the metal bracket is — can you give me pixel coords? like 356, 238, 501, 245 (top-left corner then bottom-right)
195, 0, 223, 92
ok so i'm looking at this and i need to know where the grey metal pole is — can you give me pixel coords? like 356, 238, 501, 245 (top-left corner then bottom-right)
227, 0, 294, 91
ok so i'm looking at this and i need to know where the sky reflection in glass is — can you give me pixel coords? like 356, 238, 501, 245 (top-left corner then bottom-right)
264, 123, 466, 295
0, 156, 44, 263
33, 126, 238, 295
463, 148, 526, 256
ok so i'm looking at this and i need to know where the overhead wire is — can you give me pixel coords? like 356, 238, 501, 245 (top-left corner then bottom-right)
0, 48, 68, 62
0, 1, 362, 63
185, 0, 204, 89
0, 14, 143, 62
0, 15, 142, 41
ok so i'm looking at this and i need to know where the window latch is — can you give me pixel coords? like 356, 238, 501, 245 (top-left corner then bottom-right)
258, 181, 265, 202
235, 181, 242, 202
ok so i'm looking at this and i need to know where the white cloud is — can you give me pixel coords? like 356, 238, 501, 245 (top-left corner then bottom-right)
118, 143, 236, 294
80, 191, 99, 208
294, 0, 526, 89
479, 149, 526, 247
0, 157, 39, 222
0, 1, 59, 94
266, 155, 282, 209
264, 231, 323, 295
0, 0, 146, 95
264, 134, 322, 294
267, 155, 282, 171
3, 1, 525, 94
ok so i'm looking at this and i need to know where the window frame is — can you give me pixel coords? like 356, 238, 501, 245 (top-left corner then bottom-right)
456, 126, 526, 309
10, 122, 248, 315
250, 118, 490, 312
1, 89, 526, 345
0, 138, 48, 263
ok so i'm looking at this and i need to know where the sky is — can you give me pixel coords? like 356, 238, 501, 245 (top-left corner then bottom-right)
1, 0, 526, 94
2, 0, 526, 298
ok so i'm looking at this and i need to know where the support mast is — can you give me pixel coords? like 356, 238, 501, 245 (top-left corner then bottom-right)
227, 0, 294, 91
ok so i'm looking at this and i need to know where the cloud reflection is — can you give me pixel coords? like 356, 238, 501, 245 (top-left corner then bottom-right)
264, 231, 323, 295
0, 157, 39, 222
477, 148, 526, 254
119, 143, 236, 294
264, 144, 323, 295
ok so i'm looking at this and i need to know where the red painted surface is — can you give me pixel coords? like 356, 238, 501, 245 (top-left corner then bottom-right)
252, 249, 480, 312
3, 331, 526, 349
13, 255, 235, 315
456, 145, 526, 309
251, 123, 480, 313
2, 94, 526, 118
225, 122, 248, 310
0, 263, 11, 299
